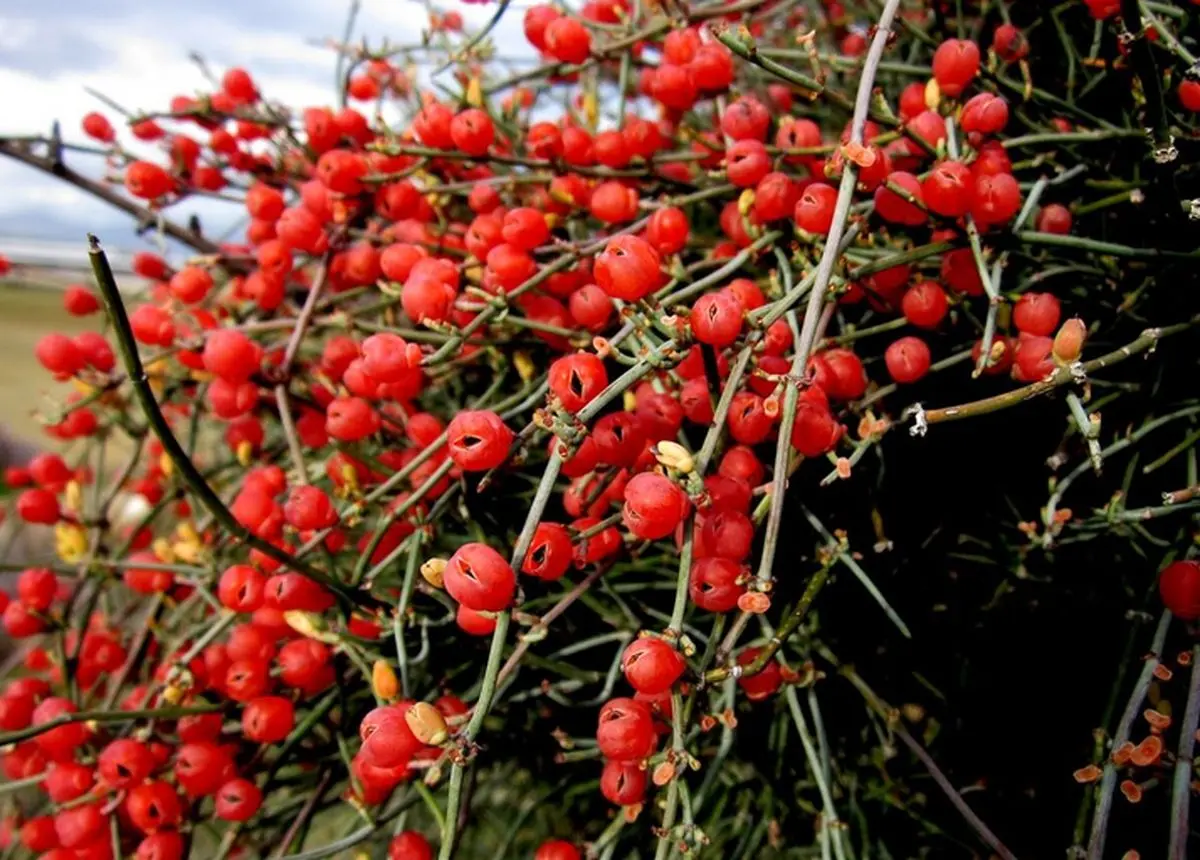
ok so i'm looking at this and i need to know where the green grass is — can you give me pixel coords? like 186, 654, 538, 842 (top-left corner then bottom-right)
0, 282, 96, 445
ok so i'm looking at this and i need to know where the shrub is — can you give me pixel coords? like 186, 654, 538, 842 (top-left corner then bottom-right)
1, 1, 1199, 858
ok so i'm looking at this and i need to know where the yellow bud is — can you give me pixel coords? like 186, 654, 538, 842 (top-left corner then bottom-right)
160, 452, 175, 478
420, 558, 447, 589
466, 76, 483, 107
623, 390, 637, 412
405, 702, 449, 746
175, 522, 200, 544
924, 77, 941, 110
514, 351, 536, 383
145, 358, 169, 379
340, 462, 361, 495
583, 90, 599, 129
548, 186, 576, 206
283, 611, 341, 645
737, 188, 756, 217
543, 212, 559, 231
162, 683, 185, 705
236, 440, 254, 466
172, 539, 202, 564
63, 480, 82, 515
152, 538, 176, 564
653, 441, 694, 474
463, 264, 484, 285
189, 369, 214, 383
54, 523, 88, 564
71, 379, 96, 397
372, 660, 400, 700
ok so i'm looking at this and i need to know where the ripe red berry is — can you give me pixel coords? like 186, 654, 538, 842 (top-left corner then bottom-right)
622, 638, 685, 695
32, 697, 91, 761
544, 17, 591, 64
390, 831, 434, 860
1179, 80, 1200, 112
874, 171, 927, 225
242, 696, 295, 743
993, 24, 1029, 62
594, 235, 663, 301
98, 738, 155, 789
902, 281, 949, 329
218, 564, 266, 613
1160, 560, 1200, 620
17, 568, 57, 612
932, 39, 981, 97
596, 697, 657, 761
549, 352, 608, 413
449, 108, 494, 157
970, 171, 1021, 226
884, 336, 932, 383
1013, 293, 1062, 336
725, 139, 770, 187
214, 778, 263, 822
326, 397, 381, 442
720, 96, 770, 141
737, 647, 783, 701
590, 181, 640, 224
445, 542, 516, 612
622, 472, 688, 541
921, 161, 973, 217
203, 330, 262, 383
1035, 203, 1073, 235
125, 161, 174, 200
600, 758, 648, 806
689, 557, 746, 612
447, 410, 514, 471
795, 182, 839, 235
17, 488, 60, 525
35, 332, 85, 377
283, 485, 337, 532
521, 522, 573, 581
62, 285, 100, 316
960, 93, 1009, 135
691, 291, 744, 347
1014, 334, 1054, 381
136, 831, 186, 860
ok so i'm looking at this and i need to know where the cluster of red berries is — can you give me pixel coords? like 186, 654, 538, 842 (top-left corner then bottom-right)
4, 0, 1199, 856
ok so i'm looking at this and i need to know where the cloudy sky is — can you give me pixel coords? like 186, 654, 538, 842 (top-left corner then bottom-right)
0, 0, 530, 253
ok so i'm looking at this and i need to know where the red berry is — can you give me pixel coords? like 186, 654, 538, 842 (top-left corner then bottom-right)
901, 281, 949, 329
595, 697, 657, 761
447, 410, 513, 471
932, 39, 981, 97
35, 333, 85, 377
326, 397, 381, 442
621, 638, 685, 694
794, 182, 839, 234
390, 831, 434, 860
1160, 560, 1200, 620
993, 24, 1029, 62
590, 181, 640, 223
242, 696, 295, 744
884, 336, 932, 383
960, 93, 1009, 135
725, 139, 770, 187
691, 291, 744, 347
549, 352, 608, 413
521, 523, 573, 581
17, 488, 60, 525
737, 647, 783, 701
214, 778, 262, 822
970, 171, 1021, 226
874, 171, 927, 225
449, 108, 494, 157
1035, 203, 1073, 235
622, 472, 688, 541
445, 543, 516, 612
1179, 80, 1200, 112
98, 738, 155, 789
544, 17, 591, 64
600, 758, 648, 806
594, 235, 663, 301
63, 285, 100, 316
922, 161, 973, 217
720, 96, 769, 141
689, 557, 746, 612
1013, 293, 1062, 337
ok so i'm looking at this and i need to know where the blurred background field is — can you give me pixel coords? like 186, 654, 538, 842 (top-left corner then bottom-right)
0, 280, 95, 445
